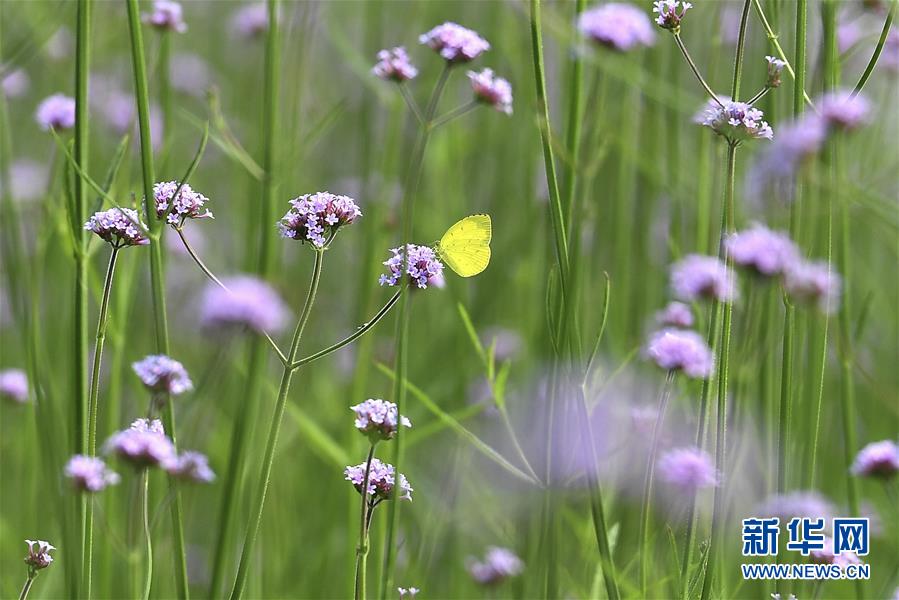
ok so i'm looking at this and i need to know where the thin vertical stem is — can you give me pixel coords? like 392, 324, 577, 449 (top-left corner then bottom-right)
777, 291, 794, 493
18, 576, 35, 600
124, 0, 188, 596
354, 445, 377, 600
230, 250, 325, 600
562, 0, 587, 231
142, 470, 153, 600
159, 32, 172, 153
852, 0, 896, 96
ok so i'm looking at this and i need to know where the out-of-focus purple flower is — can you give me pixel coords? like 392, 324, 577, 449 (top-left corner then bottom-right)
725, 224, 800, 277
481, 327, 523, 361
4, 160, 48, 202
164, 451, 215, 483
64, 455, 120, 492
784, 261, 841, 314
765, 55, 787, 88
231, 3, 268, 38
757, 491, 836, 523
351, 399, 411, 442
467, 547, 524, 585
200, 276, 290, 334
105, 418, 176, 468
397, 587, 420, 598
419, 22, 490, 63
132, 354, 193, 396
653, 0, 692, 32
373, 47, 418, 82
0, 369, 29, 403
143, 0, 187, 33
656, 301, 694, 328
695, 97, 773, 141
658, 446, 719, 491
810, 537, 862, 567
851, 440, 899, 478
278, 192, 362, 247
152, 181, 213, 227
883, 28, 899, 71
630, 405, 658, 436
83, 207, 150, 247
379, 244, 445, 289
645, 328, 714, 378
468, 68, 513, 115
344, 457, 413, 501
35, 94, 75, 131
838, 21, 863, 53
749, 115, 828, 192
2, 67, 29, 98
578, 3, 656, 51
170, 53, 212, 97
24, 540, 55, 572
670, 254, 737, 303
819, 90, 871, 130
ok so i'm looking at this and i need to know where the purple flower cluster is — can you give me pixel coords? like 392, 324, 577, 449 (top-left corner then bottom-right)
670, 254, 736, 303
653, 0, 692, 32
467, 547, 524, 585
696, 97, 773, 142
105, 418, 175, 468
165, 451, 216, 483
143, 0, 187, 33
83, 207, 150, 247
658, 447, 719, 491
24, 540, 55, 572
784, 261, 841, 314
152, 181, 213, 227
819, 91, 871, 131
3, 68, 29, 98
64, 455, 120, 493
344, 457, 413, 501
35, 94, 76, 131
655, 301, 694, 328
277, 192, 362, 247
645, 328, 714, 378
132, 354, 193, 396
379, 244, 445, 289
765, 55, 787, 88
850, 440, 899, 478
468, 68, 513, 115
419, 22, 490, 63
578, 3, 656, 51
351, 399, 411, 442
725, 224, 800, 277
0, 368, 29, 403
373, 47, 418, 82
200, 276, 290, 333
231, 3, 268, 38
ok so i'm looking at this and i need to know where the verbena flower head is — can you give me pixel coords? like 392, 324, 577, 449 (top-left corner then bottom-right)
278, 192, 362, 247
200, 276, 290, 333
351, 398, 411, 442
656, 301, 694, 328
231, 3, 268, 38
397, 588, 420, 598
850, 440, 899, 478
645, 328, 714, 378
696, 97, 773, 142
784, 260, 841, 314
811, 537, 862, 567
765, 55, 787, 88
132, 354, 193, 396
64, 455, 120, 492
105, 418, 176, 468
467, 547, 524, 585
164, 451, 216, 483
467, 68, 513, 115
0, 368, 29, 403
379, 244, 445, 289
818, 90, 871, 131
24, 540, 55, 572
670, 254, 737, 303
658, 446, 719, 491
35, 94, 76, 131
373, 47, 418, 82
2, 68, 29, 98
344, 457, 413, 501
419, 22, 490, 63
578, 3, 656, 51
143, 0, 187, 33
83, 207, 150, 247
653, 0, 692, 32
725, 224, 800, 277
750, 114, 828, 186
152, 181, 213, 227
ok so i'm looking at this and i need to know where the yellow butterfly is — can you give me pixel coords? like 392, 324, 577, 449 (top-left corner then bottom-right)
436, 214, 492, 277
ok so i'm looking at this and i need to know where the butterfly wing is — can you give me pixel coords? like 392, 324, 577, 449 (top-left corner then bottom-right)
438, 214, 492, 277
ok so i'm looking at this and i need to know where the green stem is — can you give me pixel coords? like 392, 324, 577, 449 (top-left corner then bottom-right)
18, 576, 35, 600
562, 0, 587, 231
142, 470, 153, 600
640, 371, 675, 597
229, 249, 325, 600
429, 101, 479, 130
125, 0, 189, 596
673, 34, 724, 105
354, 445, 377, 600
752, 0, 817, 111
159, 31, 171, 156
777, 290, 794, 493
852, 0, 896, 96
